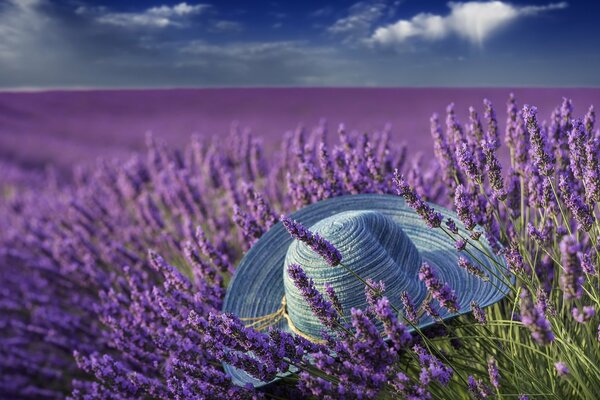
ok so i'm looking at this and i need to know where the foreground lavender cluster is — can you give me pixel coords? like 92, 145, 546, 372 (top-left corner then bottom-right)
1, 96, 599, 399
0, 124, 414, 399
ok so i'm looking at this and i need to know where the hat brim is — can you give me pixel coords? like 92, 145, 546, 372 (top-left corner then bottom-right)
222, 194, 509, 387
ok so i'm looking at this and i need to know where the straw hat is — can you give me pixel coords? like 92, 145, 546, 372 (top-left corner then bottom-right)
222, 194, 509, 387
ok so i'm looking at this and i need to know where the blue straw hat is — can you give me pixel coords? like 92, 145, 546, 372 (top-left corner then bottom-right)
222, 194, 509, 387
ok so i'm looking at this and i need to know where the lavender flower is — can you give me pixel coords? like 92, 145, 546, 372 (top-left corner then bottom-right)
487, 357, 500, 389
413, 344, 453, 386
523, 105, 555, 176
287, 264, 339, 330
458, 257, 487, 280
281, 215, 342, 267
457, 142, 481, 182
365, 279, 385, 307
471, 301, 487, 325
482, 141, 506, 200
400, 291, 419, 325
324, 283, 343, 315
584, 137, 600, 203
418, 262, 460, 313
572, 306, 595, 323
520, 288, 554, 345
568, 119, 587, 180
560, 235, 584, 300
581, 252, 597, 276
555, 361, 569, 377
455, 184, 476, 230
467, 376, 492, 399
393, 170, 443, 228
445, 218, 459, 234
374, 297, 412, 352
504, 243, 531, 275
559, 174, 594, 232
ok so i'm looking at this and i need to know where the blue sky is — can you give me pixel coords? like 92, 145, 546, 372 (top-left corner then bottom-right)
0, 0, 597, 88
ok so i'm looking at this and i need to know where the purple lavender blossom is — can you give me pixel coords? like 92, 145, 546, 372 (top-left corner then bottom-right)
373, 297, 412, 351
503, 243, 531, 275
581, 252, 597, 276
559, 174, 594, 232
457, 142, 481, 182
324, 283, 343, 315
458, 257, 487, 280
471, 301, 487, 325
467, 376, 492, 399
455, 184, 476, 230
527, 223, 549, 245
523, 105, 555, 176
487, 357, 500, 389
418, 262, 460, 313
445, 218, 459, 234
520, 288, 554, 345
393, 170, 443, 228
413, 344, 453, 386
560, 235, 584, 300
572, 306, 595, 323
431, 112, 462, 189
555, 361, 569, 377
287, 264, 339, 330
281, 216, 342, 267
568, 119, 587, 180
365, 279, 385, 307
400, 291, 419, 325
482, 141, 506, 200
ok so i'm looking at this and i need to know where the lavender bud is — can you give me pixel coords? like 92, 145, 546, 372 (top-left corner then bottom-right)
519, 288, 554, 345
572, 306, 595, 323
524, 105, 555, 176
487, 357, 500, 389
418, 262, 460, 313
400, 291, 418, 325
287, 264, 339, 330
459, 257, 487, 281
471, 301, 487, 325
281, 215, 342, 267
554, 361, 569, 377
559, 235, 584, 300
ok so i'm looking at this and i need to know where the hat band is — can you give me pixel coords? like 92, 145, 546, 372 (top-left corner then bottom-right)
239, 296, 328, 344
239, 294, 434, 344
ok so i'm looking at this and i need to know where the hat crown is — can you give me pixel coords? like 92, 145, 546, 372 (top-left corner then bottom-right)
283, 210, 422, 338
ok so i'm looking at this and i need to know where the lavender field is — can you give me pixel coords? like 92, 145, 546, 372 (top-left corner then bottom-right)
2, 87, 600, 399
2, 88, 599, 171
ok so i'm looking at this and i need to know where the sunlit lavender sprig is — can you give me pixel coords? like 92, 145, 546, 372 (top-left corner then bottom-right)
400, 291, 419, 325
559, 235, 584, 300
471, 301, 487, 325
287, 264, 339, 330
393, 170, 443, 228
487, 357, 500, 389
458, 256, 487, 280
281, 215, 342, 266
523, 105, 555, 176
519, 288, 554, 345
418, 262, 460, 313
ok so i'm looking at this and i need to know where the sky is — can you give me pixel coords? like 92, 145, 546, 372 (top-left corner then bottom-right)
0, 0, 598, 88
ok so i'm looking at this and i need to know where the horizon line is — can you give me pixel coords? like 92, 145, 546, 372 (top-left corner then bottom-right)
2, 85, 600, 94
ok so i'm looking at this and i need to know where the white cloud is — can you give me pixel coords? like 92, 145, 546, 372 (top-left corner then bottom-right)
211, 20, 243, 32
0, 0, 60, 64
371, 1, 568, 47
93, 2, 210, 28
329, 1, 387, 40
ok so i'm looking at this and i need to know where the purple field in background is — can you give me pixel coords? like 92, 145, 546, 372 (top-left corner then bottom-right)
1, 88, 599, 172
